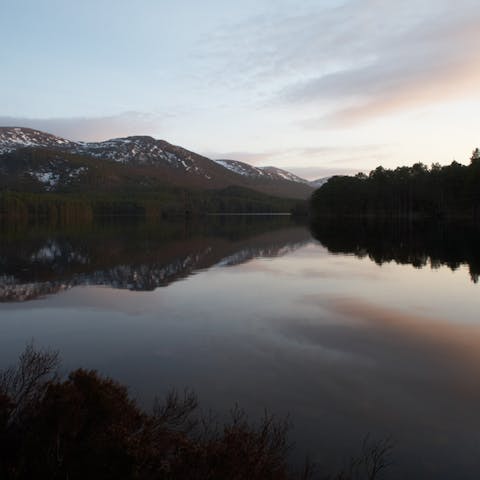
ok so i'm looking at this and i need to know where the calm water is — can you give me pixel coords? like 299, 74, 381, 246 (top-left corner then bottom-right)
1, 216, 480, 479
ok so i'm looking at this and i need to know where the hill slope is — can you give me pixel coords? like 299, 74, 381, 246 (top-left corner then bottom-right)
0, 127, 314, 199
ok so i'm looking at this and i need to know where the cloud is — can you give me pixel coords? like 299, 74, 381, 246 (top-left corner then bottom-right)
0, 112, 166, 141
285, 166, 361, 180
289, 12, 480, 126
204, 0, 480, 127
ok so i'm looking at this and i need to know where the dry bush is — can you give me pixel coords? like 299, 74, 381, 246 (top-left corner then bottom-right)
0, 344, 393, 480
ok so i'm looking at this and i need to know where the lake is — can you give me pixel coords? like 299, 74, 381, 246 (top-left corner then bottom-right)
1, 216, 480, 479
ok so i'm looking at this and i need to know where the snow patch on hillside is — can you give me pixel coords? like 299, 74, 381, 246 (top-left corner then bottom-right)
28, 171, 60, 190
215, 159, 265, 177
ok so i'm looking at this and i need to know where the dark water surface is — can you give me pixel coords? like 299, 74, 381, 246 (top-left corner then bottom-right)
1, 216, 480, 479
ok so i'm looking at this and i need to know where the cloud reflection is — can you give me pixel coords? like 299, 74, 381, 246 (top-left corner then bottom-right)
272, 294, 480, 477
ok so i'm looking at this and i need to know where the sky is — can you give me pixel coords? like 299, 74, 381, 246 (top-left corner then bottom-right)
1, 0, 479, 179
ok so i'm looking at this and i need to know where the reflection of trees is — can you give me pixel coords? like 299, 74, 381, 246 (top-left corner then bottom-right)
310, 219, 480, 283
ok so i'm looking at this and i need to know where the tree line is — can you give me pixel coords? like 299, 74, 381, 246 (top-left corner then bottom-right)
0, 186, 302, 224
310, 149, 480, 219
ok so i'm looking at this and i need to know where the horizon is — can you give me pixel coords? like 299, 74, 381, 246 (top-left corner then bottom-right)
1, 0, 479, 179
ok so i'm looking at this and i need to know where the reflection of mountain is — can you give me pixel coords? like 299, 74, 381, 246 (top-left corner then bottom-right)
310, 219, 480, 283
0, 218, 309, 302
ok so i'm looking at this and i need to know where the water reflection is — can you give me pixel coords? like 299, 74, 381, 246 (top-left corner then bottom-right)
3, 218, 479, 303
1, 217, 480, 479
310, 218, 480, 283
0, 216, 309, 302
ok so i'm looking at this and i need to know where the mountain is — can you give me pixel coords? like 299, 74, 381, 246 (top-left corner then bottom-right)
0, 127, 75, 154
309, 177, 331, 188
0, 127, 314, 199
261, 166, 310, 183
214, 159, 309, 184
213, 158, 331, 191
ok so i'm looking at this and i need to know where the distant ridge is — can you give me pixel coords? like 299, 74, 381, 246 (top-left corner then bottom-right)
309, 176, 331, 188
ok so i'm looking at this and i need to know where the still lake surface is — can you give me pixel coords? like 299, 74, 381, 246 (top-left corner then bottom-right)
1, 216, 480, 479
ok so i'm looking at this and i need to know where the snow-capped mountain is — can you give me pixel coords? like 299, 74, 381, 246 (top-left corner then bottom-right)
0, 127, 75, 154
214, 159, 267, 177
214, 159, 310, 184
0, 127, 314, 199
73, 136, 216, 175
0, 128, 224, 177
261, 166, 310, 183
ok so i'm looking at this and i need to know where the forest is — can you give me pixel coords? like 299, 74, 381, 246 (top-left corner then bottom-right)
310, 149, 480, 219
0, 186, 302, 223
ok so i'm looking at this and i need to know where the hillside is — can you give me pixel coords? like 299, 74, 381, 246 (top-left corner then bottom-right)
0, 127, 313, 200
